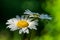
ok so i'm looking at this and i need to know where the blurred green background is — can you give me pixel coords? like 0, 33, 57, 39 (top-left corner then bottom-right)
0, 0, 60, 40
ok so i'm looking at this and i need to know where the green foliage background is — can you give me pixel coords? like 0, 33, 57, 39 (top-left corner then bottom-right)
0, 0, 60, 40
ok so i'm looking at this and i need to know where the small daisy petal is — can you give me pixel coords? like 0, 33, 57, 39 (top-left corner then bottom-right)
24, 9, 33, 14
25, 29, 29, 34
21, 15, 25, 20
40, 14, 52, 20
16, 15, 20, 20
28, 20, 38, 30
19, 29, 23, 34
22, 27, 27, 31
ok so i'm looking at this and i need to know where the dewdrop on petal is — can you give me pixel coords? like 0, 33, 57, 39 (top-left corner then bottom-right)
6, 15, 38, 34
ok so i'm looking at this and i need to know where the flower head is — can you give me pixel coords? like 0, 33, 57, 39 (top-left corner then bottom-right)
6, 15, 38, 34
24, 9, 52, 20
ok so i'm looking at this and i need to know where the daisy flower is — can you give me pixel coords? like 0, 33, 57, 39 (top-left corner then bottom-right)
24, 9, 52, 20
6, 15, 38, 34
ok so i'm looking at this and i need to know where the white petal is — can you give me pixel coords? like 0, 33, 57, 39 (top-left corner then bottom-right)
19, 29, 23, 34
24, 15, 29, 20
40, 14, 52, 20
28, 20, 38, 30
12, 18, 18, 24
39, 14, 45, 19
32, 26, 37, 30
9, 26, 18, 31
6, 19, 14, 24
28, 24, 34, 29
28, 26, 33, 29
7, 25, 13, 28
16, 15, 20, 20
10, 28, 17, 31
31, 21, 38, 26
46, 17, 51, 19
27, 19, 32, 22
29, 25, 37, 30
20, 15, 25, 20
24, 9, 33, 14
28, 25, 37, 30
22, 27, 27, 31
7, 25, 18, 31
21, 27, 29, 34
6, 18, 18, 25
25, 29, 29, 34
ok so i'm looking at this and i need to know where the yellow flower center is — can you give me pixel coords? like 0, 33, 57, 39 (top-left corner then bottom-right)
17, 20, 29, 28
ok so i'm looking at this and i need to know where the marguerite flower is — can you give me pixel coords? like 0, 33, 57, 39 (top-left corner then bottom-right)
6, 15, 38, 34
24, 9, 52, 20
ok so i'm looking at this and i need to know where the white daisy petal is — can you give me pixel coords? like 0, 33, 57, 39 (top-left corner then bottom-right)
27, 19, 32, 22
40, 14, 52, 20
32, 26, 37, 30
7, 25, 18, 31
10, 28, 16, 31
25, 29, 29, 34
28, 20, 38, 30
22, 27, 27, 31
6, 19, 14, 24
19, 29, 23, 34
28, 25, 37, 30
24, 9, 33, 14
16, 15, 20, 20
6, 18, 18, 25
31, 20, 38, 25
20, 15, 25, 20
24, 15, 29, 20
